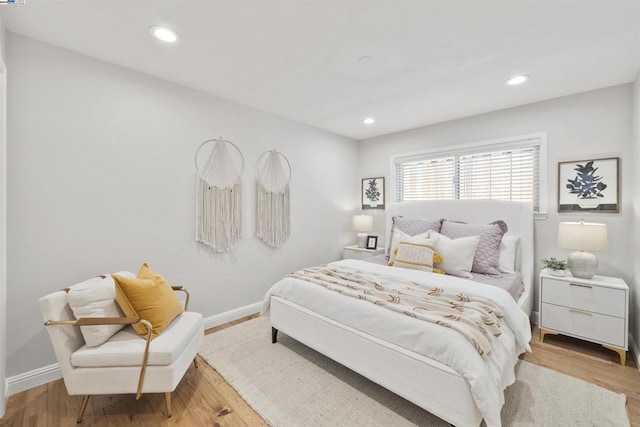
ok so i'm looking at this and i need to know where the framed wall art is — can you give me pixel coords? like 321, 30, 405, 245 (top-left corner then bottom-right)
558, 157, 619, 213
361, 177, 385, 210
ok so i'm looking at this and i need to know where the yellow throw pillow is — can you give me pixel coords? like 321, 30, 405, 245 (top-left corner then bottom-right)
391, 240, 444, 273
113, 263, 184, 339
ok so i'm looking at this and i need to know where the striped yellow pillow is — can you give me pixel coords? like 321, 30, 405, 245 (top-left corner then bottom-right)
391, 240, 444, 273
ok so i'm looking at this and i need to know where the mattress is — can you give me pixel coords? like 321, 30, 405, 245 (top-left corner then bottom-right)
363, 253, 524, 300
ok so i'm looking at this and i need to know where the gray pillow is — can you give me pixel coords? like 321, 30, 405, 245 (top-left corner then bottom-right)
386, 216, 443, 257
440, 220, 508, 276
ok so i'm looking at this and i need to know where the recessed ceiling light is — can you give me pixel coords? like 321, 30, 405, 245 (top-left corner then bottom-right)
506, 75, 530, 86
150, 26, 179, 43
363, 117, 375, 125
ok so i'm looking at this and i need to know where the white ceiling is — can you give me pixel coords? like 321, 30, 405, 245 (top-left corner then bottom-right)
2, 1, 640, 140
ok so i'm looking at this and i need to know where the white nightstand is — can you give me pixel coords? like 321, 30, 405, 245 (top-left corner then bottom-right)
539, 268, 629, 365
343, 245, 385, 260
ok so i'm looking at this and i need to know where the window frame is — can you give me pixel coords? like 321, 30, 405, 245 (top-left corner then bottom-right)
389, 132, 548, 217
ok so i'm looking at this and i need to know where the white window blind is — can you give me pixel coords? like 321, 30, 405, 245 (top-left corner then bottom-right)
393, 137, 541, 211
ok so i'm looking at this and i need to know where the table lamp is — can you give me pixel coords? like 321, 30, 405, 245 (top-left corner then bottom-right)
353, 214, 373, 248
557, 221, 607, 279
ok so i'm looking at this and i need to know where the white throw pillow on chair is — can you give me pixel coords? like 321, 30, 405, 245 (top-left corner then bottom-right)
67, 271, 135, 347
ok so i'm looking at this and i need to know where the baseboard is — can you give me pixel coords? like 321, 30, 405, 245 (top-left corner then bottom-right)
530, 310, 539, 325
1, 379, 7, 418
7, 363, 62, 397
203, 301, 262, 331
4, 302, 263, 397
629, 333, 640, 373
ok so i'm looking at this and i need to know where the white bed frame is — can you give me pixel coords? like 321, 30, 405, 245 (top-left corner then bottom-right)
270, 200, 534, 427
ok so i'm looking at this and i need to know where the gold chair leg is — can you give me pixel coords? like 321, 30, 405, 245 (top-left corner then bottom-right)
193, 356, 199, 369
165, 392, 172, 418
76, 395, 90, 423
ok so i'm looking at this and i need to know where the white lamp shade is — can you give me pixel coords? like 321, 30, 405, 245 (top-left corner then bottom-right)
352, 215, 373, 232
557, 221, 608, 252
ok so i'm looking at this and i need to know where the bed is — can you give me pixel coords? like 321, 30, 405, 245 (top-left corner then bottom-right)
263, 200, 534, 427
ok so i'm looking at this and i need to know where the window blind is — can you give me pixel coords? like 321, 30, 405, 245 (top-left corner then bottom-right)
393, 138, 541, 211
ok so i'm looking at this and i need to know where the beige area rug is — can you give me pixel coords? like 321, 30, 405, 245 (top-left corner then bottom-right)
200, 316, 629, 426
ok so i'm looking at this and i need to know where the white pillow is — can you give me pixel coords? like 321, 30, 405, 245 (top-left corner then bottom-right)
67, 271, 135, 347
428, 230, 479, 278
388, 230, 431, 264
499, 235, 520, 274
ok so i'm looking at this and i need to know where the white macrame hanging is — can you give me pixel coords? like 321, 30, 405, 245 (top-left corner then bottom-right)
256, 149, 291, 248
195, 138, 244, 252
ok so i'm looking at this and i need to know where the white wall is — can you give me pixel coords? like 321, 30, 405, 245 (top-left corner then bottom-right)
358, 84, 634, 315
632, 72, 640, 355
0, 13, 7, 419
5, 34, 358, 377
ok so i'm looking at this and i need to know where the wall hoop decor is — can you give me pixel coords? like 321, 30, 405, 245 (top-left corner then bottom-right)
195, 137, 245, 252
256, 149, 291, 248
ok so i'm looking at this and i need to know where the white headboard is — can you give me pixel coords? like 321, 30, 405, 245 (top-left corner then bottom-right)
386, 200, 534, 316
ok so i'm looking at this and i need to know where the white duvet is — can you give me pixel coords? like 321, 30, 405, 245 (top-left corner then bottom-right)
262, 259, 532, 427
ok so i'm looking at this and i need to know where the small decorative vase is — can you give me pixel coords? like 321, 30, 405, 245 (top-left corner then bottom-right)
548, 268, 566, 277
577, 197, 600, 209
369, 201, 378, 208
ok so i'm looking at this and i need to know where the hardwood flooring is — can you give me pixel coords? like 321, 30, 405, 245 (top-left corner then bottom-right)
2, 317, 639, 426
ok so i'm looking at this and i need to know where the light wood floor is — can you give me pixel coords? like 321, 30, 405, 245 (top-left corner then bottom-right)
2, 317, 639, 426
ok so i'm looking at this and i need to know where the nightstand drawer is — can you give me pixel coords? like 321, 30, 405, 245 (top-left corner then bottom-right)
541, 278, 625, 318
541, 303, 625, 347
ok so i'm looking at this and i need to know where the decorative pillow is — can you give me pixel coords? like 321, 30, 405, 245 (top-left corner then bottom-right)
113, 263, 184, 339
428, 230, 479, 278
440, 220, 508, 276
388, 230, 431, 264
386, 216, 443, 257
391, 240, 444, 273
499, 235, 520, 274
67, 271, 136, 347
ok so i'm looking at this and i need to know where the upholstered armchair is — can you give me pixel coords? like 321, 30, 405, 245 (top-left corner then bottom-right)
39, 266, 204, 423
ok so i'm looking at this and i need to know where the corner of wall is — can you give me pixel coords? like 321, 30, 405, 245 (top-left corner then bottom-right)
630, 70, 640, 354
0, 12, 7, 420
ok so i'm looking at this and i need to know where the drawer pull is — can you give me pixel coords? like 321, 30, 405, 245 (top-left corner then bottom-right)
569, 283, 592, 289
569, 308, 593, 316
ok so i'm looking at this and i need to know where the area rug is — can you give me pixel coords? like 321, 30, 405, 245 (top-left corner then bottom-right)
200, 316, 629, 426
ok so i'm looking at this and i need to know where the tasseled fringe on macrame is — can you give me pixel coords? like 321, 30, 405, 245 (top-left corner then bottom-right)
256, 182, 290, 248
196, 178, 243, 252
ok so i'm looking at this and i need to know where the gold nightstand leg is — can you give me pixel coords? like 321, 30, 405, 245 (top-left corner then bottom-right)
540, 328, 558, 343
602, 344, 626, 366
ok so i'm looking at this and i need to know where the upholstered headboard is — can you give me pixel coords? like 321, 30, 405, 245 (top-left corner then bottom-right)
385, 200, 534, 316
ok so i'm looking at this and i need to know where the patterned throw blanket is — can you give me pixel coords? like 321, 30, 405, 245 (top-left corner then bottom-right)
288, 266, 504, 358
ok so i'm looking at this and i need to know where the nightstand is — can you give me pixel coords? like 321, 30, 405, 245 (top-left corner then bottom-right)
343, 245, 385, 260
539, 268, 628, 365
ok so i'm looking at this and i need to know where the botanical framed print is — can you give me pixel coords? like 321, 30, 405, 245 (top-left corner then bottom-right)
362, 177, 385, 210
558, 157, 619, 213
366, 235, 378, 250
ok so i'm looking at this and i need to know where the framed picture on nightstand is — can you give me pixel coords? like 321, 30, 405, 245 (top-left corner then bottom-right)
366, 235, 378, 250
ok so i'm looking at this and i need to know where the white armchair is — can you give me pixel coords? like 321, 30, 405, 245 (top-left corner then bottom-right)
39, 273, 204, 423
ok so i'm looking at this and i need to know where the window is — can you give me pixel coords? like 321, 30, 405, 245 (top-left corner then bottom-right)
392, 134, 546, 212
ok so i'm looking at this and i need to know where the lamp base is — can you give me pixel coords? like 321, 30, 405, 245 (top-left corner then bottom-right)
356, 233, 368, 248
568, 250, 598, 279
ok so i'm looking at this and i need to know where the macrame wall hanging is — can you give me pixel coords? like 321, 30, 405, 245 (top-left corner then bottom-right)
195, 138, 244, 252
256, 149, 291, 248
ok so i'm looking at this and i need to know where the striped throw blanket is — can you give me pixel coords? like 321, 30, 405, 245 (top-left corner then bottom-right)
288, 266, 504, 358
